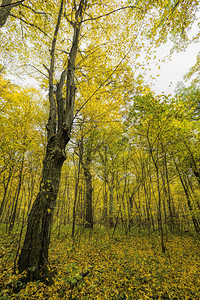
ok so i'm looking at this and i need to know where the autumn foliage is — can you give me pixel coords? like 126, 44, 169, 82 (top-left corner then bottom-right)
0, 0, 200, 298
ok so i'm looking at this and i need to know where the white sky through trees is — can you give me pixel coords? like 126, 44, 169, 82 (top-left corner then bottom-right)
149, 41, 200, 95
2, 4, 199, 97
148, 14, 200, 95
5, 42, 199, 97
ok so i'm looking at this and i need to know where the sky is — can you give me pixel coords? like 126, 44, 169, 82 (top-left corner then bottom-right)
149, 41, 200, 95
145, 14, 200, 95
3, 9, 199, 97
6, 39, 199, 97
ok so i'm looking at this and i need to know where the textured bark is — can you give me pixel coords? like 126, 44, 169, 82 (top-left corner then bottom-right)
18, 134, 68, 280
18, 0, 87, 281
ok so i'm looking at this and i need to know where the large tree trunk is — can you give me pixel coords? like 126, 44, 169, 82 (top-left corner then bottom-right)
18, 135, 68, 280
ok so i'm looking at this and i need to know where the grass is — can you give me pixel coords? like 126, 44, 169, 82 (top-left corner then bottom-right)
0, 225, 200, 299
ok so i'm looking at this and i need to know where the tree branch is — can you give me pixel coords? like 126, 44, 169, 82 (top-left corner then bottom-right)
21, 3, 48, 15
0, 0, 24, 8
47, 0, 65, 141
9, 13, 50, 38
64, 0, 87, 131
28, 64, 49, 79
0, 0, 24, 27
74, 29, 142, 120
82, 5, 144, 23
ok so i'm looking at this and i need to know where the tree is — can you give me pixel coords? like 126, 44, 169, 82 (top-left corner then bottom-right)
17, 0, 87, 281
185, 52, 200, 86
0, 74, 45, 225
125, 87, 200, 236
1, 0, 199, 282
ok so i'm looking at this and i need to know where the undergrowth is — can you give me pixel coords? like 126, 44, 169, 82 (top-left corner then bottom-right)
0, 225, 200, 299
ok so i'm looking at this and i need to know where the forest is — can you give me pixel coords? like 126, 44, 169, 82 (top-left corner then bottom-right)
0, 0, 200, 299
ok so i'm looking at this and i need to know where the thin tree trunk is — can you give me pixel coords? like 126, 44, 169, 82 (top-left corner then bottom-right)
72, 156, 81, 238
4, 178, 15, 227
9, 156, 24, 232
163, 149, 175, 232
173, 157, 200, 233
148, 137, 165, 253
79, 133, 93, 229
0, 166, 13, 220
155, 162, 165, 253
83, 164, 93, 228
143, 180, 151, 233
65, 182, 70, 225
98, 146, 108, 225
60, 176, 68, 228
109, 174, 114, 228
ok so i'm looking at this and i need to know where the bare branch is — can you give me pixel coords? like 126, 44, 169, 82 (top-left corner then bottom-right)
28, 64, 49, 78
9, 13, 50, 38
21, 3, 48, 15
64, 10, 74, 26
82, 5, 144, 23
43, 64, 50, 74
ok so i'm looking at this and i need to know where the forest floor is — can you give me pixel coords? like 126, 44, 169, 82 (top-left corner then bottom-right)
0, 225, 200, 299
